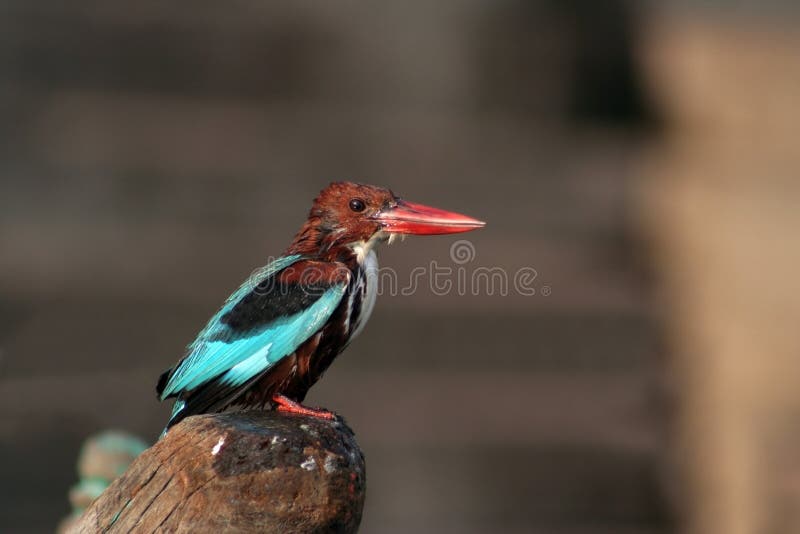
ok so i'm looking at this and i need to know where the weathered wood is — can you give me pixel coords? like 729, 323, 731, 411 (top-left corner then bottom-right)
67, 412, 366, 534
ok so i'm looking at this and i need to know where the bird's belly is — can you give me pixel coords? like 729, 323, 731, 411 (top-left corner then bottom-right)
238, 330, 327, 406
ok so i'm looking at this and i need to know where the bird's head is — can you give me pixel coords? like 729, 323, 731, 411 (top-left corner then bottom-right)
291, 182, 485, 257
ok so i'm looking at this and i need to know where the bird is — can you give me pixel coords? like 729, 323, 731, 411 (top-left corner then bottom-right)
156, 182, 485, 432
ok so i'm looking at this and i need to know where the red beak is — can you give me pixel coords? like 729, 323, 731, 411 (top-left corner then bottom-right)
373, 199, 486, 235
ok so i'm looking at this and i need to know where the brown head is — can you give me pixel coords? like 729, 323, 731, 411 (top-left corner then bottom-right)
287, 182, 484, 258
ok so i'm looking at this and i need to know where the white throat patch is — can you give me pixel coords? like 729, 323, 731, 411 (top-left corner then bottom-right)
350, 231, 389, 264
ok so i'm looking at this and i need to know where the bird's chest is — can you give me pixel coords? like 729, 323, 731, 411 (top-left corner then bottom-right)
288, 251, 377, 392
347, 250, 378, 341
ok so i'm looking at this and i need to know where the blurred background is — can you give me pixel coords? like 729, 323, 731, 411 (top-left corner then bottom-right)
1, 1, 799, 533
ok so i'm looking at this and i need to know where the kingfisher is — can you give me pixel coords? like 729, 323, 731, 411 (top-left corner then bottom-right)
156, 182, 484, 431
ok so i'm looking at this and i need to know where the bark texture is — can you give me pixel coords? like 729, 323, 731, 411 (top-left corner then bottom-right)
67, 412, 366, 533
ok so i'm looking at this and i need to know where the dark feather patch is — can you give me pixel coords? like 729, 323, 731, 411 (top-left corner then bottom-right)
156, 368, 172, 398
218, 260, 349, 334
218, 281, 330, 333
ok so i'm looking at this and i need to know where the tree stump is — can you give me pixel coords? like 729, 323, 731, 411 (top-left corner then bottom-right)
66, 412, 366, 533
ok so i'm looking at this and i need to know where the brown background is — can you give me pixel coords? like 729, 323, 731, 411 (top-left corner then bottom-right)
2, 2, 797, 533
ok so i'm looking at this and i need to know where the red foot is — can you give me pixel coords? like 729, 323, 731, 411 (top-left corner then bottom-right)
271, 394, 335, 420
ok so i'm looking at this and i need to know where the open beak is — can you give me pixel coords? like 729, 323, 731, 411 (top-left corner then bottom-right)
373, 199, 486, 235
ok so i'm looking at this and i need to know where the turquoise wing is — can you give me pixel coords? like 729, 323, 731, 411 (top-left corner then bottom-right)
157, 255, 348, 428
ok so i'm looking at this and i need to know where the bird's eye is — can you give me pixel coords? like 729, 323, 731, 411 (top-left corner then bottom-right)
349, 198, 366, 212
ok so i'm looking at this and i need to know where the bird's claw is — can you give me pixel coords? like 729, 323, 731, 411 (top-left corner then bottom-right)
271, 393, 336, 420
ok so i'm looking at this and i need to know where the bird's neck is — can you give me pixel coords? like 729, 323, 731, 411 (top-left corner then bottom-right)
285, 217, 327, 257
285, 218, 386, 265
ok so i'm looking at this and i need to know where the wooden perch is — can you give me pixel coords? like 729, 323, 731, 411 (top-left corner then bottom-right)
67, 412, 366, 533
